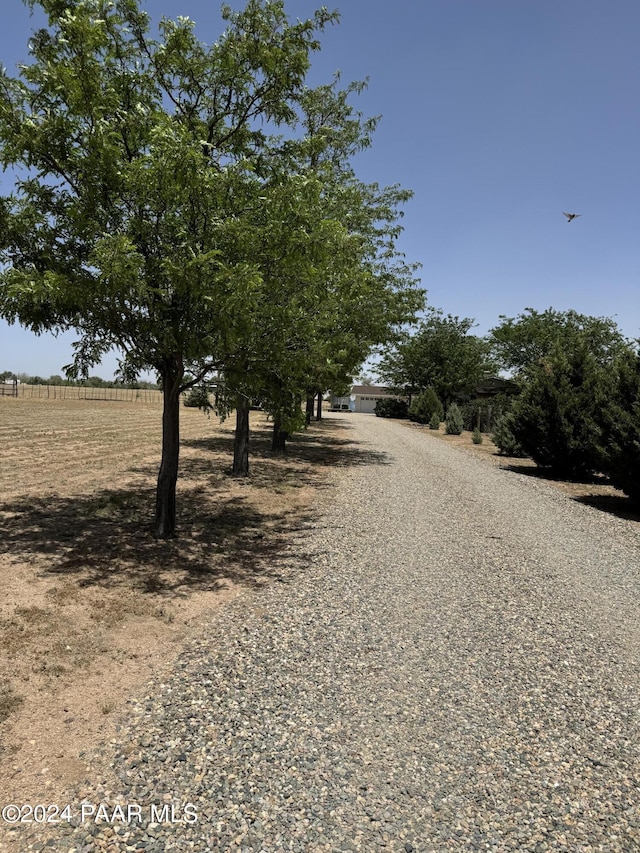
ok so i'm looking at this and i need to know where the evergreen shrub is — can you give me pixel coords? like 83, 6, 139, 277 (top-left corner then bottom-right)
461, 393, 515, 432
601, 351, 640, 501
461, 399, 483, 432
510, 344, 608, 477
408, 394, 428, 423
492, 412, 526, 457
472, 428, 483, 444
424, 387, 444, 422
409, 388, 443, 424
445, 402, 464, 435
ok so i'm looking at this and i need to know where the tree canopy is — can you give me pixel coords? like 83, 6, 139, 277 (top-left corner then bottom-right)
489, 308, 630, 376
378, 309, 494, 407
0, 0, 423, 535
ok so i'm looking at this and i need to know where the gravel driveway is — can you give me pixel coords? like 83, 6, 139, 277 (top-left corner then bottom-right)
18, 413, 640, 851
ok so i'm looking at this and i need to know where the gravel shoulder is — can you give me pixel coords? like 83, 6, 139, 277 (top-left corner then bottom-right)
6, 412, 640, 852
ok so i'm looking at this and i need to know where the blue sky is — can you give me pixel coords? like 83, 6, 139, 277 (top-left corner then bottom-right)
1, 0, 638, 379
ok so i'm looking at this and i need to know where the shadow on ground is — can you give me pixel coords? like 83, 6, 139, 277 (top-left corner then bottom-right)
574, 494, 640, 523
181, 415, 391, 471
500, 462, 639, 523
0, 487, 311, 594
0, 416, 391, 598
499, 462, 606, 486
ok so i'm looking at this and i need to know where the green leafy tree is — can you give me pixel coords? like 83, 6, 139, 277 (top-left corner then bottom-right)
0, 0, 337, 537
183, 384, 212, 411
216, 76, 422, 464
271, 82, 422, 436
379, 309, 494, 409
489, 308, 629, 376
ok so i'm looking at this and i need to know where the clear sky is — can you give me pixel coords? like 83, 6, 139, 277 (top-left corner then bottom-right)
1, 0, 638, 379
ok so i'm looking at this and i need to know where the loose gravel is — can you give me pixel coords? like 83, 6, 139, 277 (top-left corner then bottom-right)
9, 413, 640, 852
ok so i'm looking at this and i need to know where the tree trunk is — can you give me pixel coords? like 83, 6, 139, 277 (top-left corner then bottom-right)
272, 415, 288, 453
305, 395, 314, 426
315, 391, 323, 421
233, 396, 250, 476
155, 363, 182, 539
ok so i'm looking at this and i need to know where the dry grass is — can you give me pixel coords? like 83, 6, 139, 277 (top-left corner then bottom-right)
0, 397, 363, 809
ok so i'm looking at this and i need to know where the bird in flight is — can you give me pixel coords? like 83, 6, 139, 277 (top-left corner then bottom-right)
563, 212, 581, 222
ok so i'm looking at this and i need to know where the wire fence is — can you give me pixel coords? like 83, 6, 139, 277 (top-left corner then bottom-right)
1, 383, 165, 403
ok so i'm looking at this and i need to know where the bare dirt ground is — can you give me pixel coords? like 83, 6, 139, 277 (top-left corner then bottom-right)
0, 397, 347, 811
400, 420, 640, 522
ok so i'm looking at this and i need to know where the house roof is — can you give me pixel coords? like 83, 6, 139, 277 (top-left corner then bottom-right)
350, 385, 394, 397
473, 377, 519, 397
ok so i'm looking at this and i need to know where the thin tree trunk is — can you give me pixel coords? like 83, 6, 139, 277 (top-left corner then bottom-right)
315, 391, 323, 421
272, 415, 288, 453
305, 395, 314, 426
233, 395, 250, 476
155, 362, 182, 539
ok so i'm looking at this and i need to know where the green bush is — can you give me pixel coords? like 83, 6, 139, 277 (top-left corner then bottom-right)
183, 385, 212, 411
408, 394, 429, 424
409, 387, 443, 424
458, 400, 483, 432
472, 427, 483, 444
429, 411, 441, 430
601, 350, 640, 501
510, 344, 609, 478
424, 387, 444, 421
492, 412, 527, 457
374, 398, 408, 419
445, 402, 464, 435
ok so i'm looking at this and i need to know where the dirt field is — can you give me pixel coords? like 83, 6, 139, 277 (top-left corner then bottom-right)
0, 397, 346, 810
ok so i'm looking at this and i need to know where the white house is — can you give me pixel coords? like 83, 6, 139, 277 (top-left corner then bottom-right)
330, 385, 400, 414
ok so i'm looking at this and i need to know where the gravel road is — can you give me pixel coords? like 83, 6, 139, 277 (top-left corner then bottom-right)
16, 414, 640, 851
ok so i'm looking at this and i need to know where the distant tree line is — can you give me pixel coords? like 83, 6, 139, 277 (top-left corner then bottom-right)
0, 370, 158, 389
